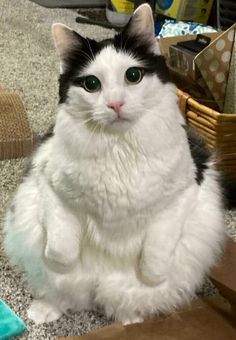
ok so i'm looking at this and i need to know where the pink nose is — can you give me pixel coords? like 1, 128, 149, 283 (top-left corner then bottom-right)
107, 101, 124, 115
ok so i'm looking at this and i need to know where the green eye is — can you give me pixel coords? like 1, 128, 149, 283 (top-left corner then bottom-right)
125, 67, 143, 84
83, 75, 101, 92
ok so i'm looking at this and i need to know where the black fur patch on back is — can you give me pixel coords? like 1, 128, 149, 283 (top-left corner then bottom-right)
220, 173, 236, 209
58, 27, 172, 103
23, 125, 55, 178
33, 124, 54, 147
184, 126, 210, 185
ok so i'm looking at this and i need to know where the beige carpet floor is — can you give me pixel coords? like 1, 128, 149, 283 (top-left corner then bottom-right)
0, 0, 235, 339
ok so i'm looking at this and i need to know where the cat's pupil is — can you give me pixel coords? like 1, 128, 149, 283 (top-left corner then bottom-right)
125, 67, 143, 84
83, 75, 101, 92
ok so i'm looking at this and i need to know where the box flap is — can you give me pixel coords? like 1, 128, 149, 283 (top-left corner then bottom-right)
210, 238, 236, 306
195, 24, 236, 111
159, 25, 236, 111
159, 32, 220, 59
57, 297, 236, 340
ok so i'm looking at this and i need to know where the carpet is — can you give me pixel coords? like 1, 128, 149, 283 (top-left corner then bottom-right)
0, 0, 235, 339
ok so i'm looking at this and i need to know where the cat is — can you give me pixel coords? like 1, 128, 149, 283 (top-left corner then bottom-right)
4, 4, 226, 325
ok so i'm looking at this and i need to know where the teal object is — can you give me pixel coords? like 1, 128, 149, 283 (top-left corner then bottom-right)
156, 0, 174, 11
0, 300, 26, 340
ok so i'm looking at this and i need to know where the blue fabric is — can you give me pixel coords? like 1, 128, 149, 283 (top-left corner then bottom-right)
159, 19, 217, 38
0, 300, 26, 340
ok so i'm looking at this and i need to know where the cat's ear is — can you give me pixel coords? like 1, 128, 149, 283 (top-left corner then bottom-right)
124, 4, 160, 54
51, 23, 83, 61
128, 4, 155, 38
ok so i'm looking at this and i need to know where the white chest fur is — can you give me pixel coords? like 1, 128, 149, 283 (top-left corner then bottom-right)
49, 144, 177, 224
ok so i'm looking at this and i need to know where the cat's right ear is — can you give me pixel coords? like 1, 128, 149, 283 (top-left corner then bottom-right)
122, 4, 160, 54
51, 23, 83, 67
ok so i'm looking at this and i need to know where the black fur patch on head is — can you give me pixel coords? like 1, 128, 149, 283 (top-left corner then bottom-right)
113, 29, 171, 84
58, 26, 171, 103
184, 125, 210, 185
59, 35, 103, 103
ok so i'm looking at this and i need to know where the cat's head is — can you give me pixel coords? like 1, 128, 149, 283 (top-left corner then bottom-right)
52, 4, 171, 134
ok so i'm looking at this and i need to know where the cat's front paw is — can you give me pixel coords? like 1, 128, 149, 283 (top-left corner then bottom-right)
137, 260, 167, 287
27, 299, 61, 324
106, 306, 144, 325
139, 270, 166, 287
44, 242, 79, 267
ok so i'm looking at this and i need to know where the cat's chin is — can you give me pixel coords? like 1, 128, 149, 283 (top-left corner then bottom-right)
104, 117, 133, 133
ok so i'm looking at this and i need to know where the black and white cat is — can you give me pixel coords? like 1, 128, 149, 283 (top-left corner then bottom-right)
4, 4, 226, 325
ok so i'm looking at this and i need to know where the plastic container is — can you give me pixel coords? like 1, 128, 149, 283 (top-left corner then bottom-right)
106, 0, 134, 27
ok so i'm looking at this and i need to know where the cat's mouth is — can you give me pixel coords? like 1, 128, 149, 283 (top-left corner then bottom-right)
90, 112, 133, 132
98, 115, 133, 132
109, 116, 132, 129
111, 116, 130, 124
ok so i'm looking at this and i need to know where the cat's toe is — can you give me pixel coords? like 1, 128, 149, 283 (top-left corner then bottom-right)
27, 299, 62, 324
120, 315, 144, 325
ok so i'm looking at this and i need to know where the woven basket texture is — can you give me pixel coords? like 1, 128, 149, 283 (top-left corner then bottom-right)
178, 89, 236, 178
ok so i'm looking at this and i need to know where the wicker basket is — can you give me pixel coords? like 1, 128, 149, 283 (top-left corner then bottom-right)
177, 89, 236, 179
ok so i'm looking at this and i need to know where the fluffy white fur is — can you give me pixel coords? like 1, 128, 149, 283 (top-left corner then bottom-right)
4, 5, 226, 325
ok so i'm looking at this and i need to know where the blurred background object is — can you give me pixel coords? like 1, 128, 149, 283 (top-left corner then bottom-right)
30, 0, 106, 8
217, 0, 236, 30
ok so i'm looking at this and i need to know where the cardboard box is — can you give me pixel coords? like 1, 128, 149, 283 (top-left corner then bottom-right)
57, 297, 236, 339
210, 238, 236, 308
57, 239, 236, 340
155, 0, 214, 24
169, 44, 199, 79
169, 34, 212, 79
224, 34, 236, 113
159, 24, 236, 111
0, 86, 33, 160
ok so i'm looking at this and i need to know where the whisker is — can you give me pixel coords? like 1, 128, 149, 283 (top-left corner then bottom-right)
76, 111, 96, 116
74, 116, 95, 124
98, 123, 106, 150
93, 114, 115, 124
78, 50, 93, 63
86, 38, 95, 60
120, 32, 124, 52
71, 103, 148, 127
92, 112, 109, 119
123, 35, 130, 52
93, 118, 109, 125
71, 117, 98, 130
80, 122, 99, 158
